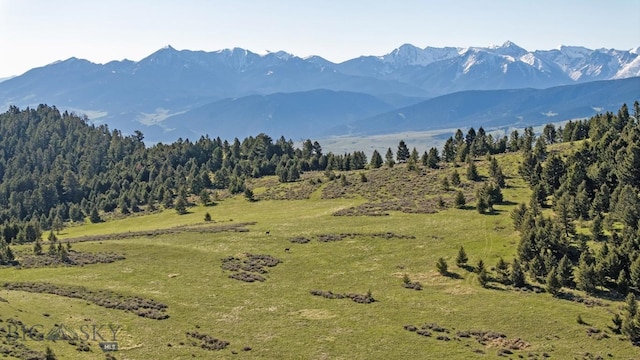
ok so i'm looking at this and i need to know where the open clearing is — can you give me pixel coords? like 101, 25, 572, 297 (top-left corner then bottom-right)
1, 152, 637, 359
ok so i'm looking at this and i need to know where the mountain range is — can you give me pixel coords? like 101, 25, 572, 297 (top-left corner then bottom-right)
0, 41, 638, 142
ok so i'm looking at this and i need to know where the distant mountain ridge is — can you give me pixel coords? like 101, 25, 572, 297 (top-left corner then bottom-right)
339, 77, 640, 136
0, 41, 637, 142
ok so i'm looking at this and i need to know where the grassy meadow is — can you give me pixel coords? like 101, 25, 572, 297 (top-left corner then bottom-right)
1, 152, 638, 359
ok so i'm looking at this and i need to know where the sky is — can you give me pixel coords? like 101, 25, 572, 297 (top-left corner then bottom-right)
1, 0, 639, 78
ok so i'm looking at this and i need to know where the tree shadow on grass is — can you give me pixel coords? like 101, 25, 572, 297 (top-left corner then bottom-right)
457, 264, 475, 273
483, 283, 507, 291
442, 271, 462, 279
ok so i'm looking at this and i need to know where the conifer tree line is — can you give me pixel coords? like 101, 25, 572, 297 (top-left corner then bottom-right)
0, 104, 519, 249
0, 104, 370, 246
509, 102, 640, 301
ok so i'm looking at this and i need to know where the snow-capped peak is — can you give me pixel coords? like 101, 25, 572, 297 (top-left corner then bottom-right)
381, 44, 459, 67
556, 45, 591, 58
489, 40, 528, 57
270, 50, 293, 61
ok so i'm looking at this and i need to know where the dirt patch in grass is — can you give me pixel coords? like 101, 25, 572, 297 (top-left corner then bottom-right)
309, 289, 375, 304
185, 330, 230, 351
402, 281, 423, 291
315, 232, 416, 243
317, 233, 357, 242
221, 254, 282, 283
289, 237, 311, 244
2, 282, 169, 320
15, 251, 125, 269
405, 322, 533, 356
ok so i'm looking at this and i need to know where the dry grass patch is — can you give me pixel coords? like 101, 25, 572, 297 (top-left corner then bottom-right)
291, 309, 337, 320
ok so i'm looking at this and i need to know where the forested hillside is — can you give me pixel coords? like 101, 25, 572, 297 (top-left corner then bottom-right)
509, 102, 640, 344
0, 104, 371, 245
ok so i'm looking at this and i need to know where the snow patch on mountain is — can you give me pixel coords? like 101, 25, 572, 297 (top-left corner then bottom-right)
614, 55, 640, 78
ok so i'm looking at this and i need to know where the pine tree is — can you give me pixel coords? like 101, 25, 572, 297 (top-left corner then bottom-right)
574, 182, 590, 220
204, 212, 212, 222
518, 151, 539, 185
510, 203, 528, 231
33, 239, 43, 255
370, 150, 383, 169
476, 193, 489, 214
454, 191, 466, 209
531, 184, 547, 207
456, 246, 468, 266
466, 159, 479, 181
541, 154, 565, 193
89, 207, 101, 223
575, 253, 597, 294
621, 293, 640, 344
617, 144, 640, 187
57, 242, 69, 263
48, 238, 57, 256
443, 137, 456, 162
450, 171, 461, 186
426, 147, 439, 169
613, 185, 640, 230
546, 266, 562, 296
591, 213, 604, 240
52, 216, 63, 234
528, 254, 546, 279
402, 273, 411, 285
478, 267, 490, 288
511, 258, 526, 288
475, 259, 486, 274
557, 255, 573, 287
385, 148, 395, 168
617, 269, 630, 295
630, 257, 640, 292
496, 257, 510, 284
436, 257, 448, 275
175, 195, 188, 215
396, 140, 410, 163
543, 124, 557, 144
244, 188, 255, 201
611, 313, 623, 334
199, 189, 211, 206
554, 194, 576, 237
410, 147, 419, 164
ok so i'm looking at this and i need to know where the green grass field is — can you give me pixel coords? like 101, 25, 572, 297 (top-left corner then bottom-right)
1, 153, 638, 359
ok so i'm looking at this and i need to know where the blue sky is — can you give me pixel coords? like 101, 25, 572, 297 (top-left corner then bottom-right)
1, 0, 639, 78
